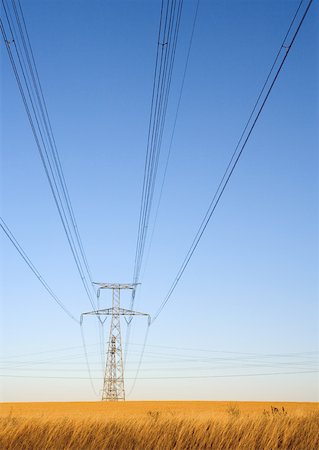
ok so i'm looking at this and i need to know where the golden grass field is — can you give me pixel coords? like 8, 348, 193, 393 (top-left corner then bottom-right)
1, 401, 318, 449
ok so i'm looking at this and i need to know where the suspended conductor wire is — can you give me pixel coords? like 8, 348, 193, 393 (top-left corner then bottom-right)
139, 0, 182, 255
126, 317, 151, 398
125, 0, 184, 364
142, 0, 200, 281
1, 5, 97, 311
132, 0, 164, 288
151, 0, 313, 323
131, 0, 184, 294
141, 0, 182, 230
8, 0, 96, 300
125, 0, 176, 357
0, 11, 96, 310
97, 291, 106, 374
3, 0, 47, 146
80, 318, 99, 397
1, 369, 318, 380
0, 217, 79, 324
14, 0, 96, 289
138, 0, 183, 282
124, 0, 195, 376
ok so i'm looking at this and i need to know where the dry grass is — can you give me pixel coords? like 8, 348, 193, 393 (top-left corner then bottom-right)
0, 401, 318, 449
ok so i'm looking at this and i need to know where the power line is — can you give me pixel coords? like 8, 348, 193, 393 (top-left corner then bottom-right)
0, 217, 79, 324
152, 0, 313, 323
126, 320, 151, 397
1, 340, 316, 360
1, 370, 317, 380
0, 14, 96, 309
142, 0, 200, 282
14, 0, 95, 287
1, 1, 96, 311
131, 0, 184, 297
1, 342, 316, 361
2, 351, 317, 364
2, 354, 316, 367
2, 361, 317, 372
80, 321, 99, 397
125, 0, 184, 367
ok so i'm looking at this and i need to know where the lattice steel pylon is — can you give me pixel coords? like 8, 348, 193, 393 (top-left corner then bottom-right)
81, 283, 150, 401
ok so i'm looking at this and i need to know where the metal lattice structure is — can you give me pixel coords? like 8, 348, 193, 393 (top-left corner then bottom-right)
81, 282, 149, 401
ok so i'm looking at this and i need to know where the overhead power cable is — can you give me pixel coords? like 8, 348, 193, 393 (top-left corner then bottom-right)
80, 321, 99, 397
1, 0, 96, 310
126, 320, 151, 397
0, 217, 79, 324
2, 342, 316, 361
1, 370, 317, 380
142, 0, 200, 281
130, 0, 184, 301
2, 361, 317, 374
125, 2, 198, 387
152, 0, 313, 323
2, 352, 316, 367
15, 0, 94, 285
125, 0, 184, 365
2, 360, 317, 373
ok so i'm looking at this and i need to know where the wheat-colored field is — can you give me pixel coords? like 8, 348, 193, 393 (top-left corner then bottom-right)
1, 401, 318, 449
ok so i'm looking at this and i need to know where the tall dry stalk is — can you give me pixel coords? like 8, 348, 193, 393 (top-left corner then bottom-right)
1, 410, 318, 450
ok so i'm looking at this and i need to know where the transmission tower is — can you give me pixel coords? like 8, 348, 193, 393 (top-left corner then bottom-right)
81, 282, 149, 401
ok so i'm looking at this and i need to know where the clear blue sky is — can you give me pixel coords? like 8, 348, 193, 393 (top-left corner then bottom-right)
1, 0, 318, 402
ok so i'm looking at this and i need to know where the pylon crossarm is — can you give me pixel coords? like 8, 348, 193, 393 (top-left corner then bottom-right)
118, 308, 149, 317
81, 308, 149, 317
82, 308, 113, 317
93, 282, 140, 290
80, 309, 150, 326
